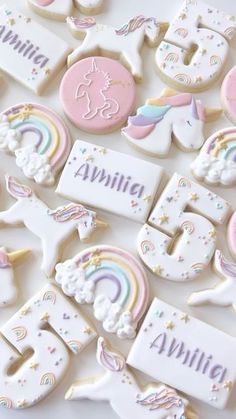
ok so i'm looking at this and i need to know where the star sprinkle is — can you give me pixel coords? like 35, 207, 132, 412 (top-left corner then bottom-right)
99, 147, 107, 154
223, 380, 233, 391
180, 313, 190, 323
208, 228, 216, 238
29, 362, 39, 370
190, 192, 199, 201
43, 66, 51, 75
142, 194, 152, 202
217, 132, 225, 142
40, 312, 50, 322
83, 326, 92, 335
6, 17, 15, 25
20, 306, 31, 316
195, 76, 202, 83
85, 154, 94, 162
17, 399, 27, 408
165, 320, 175, 330
158, 213, 169, 224
152, 264, 163, 275
24, 16, 31, 23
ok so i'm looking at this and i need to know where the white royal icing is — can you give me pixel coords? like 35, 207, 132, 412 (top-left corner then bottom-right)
0, 247, 30, 307
65, 337, 195, 419
188, 249, 236, 311
155, 0, 236, 91
67, 15, 167, 81
0, 5, 71, 94
137, 173, 230, 281
0, 175, 106, 277
27, 0, 74, 21
122, 88, 221, 156
74, 0, 103, 14
55, 245, 149, 339
56, 140, 163, 223
191, 127, 236, 186
0, 284, 96, 409
127, 298, 236, 409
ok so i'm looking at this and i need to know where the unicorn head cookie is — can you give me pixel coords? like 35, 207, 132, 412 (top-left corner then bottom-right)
122, 88, 221, 156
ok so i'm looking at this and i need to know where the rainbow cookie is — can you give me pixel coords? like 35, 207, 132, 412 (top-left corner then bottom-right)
221, 65, 236, 125
27, 0, 74, 21
189, 250, 236, 312
0, 284, 96, 409
55, 245, 149, 339
155, 0, 236, 92
67, 16, 168, 81
0, 247, 30, 307
0, 103, 71, 185
65, 337, 197, 419
191, 127, 236, 186
122, 87, 221, 156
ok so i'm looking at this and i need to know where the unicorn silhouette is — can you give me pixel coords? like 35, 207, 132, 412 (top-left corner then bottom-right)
66, 337, 196, 419
0, 247, 30, 307
188, 250, 236, 312
0, 175, 107, 277
67, 16, 169, 81
75, 58, 119, 120
122, 88, 222, 156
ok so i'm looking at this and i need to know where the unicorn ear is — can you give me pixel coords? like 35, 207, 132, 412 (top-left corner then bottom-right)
160, 87, 177, 97
5, 175, 32, 199
91, 58, 98, 72
204, 107, 222, 122
96, 337, 125, 372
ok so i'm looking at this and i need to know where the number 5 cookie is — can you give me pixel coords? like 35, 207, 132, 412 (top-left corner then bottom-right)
122, 87, 221, 156
67, 15, 168, 81
66, 337, 196, 419
155, 0, 236, 92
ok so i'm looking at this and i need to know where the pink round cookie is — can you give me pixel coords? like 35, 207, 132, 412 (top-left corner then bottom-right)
221, 65, 236, 125
60, 56, 136, 134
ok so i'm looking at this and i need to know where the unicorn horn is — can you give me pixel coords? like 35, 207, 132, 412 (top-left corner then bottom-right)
204, 107, 222, 122
160, 87, 177, 97
96, 219, 108, 229
7, 249, 31, 264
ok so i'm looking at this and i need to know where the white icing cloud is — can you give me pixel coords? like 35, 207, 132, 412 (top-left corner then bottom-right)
191, 153, 236, 186
55, 260, 136, 339
15, 146, 55, 186
0, 115, 21, 151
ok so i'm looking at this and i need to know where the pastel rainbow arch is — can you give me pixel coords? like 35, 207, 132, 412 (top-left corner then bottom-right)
42, 290, 57, 304
191, 127, 236, 186
0, 396, 12, 409
1, 103, 71, 185
40, 372, 56, 386
67, 340, 83, 354
76, 245, 149, 323
12, 326, 27, 341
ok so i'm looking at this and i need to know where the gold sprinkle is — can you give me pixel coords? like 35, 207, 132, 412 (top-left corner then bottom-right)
180, 313, 190, 323
24, 17, 31, 23
29, 362, 39, 370
158, 213, 169, 224
208, 229, 216, 238
17, 399, 27, 408
40, 312, 50, 322
165, 320, 175, 330
43, 66, 51, 75
195, 76, 202, 83
7, 18, 15, 25
223, 380, 233, 391
99, 147, 107, 154
83, 326, 92, 335
152, 264, 163, 275
190, 192, 199, 201
20, 306, 31, 316
85, 154, 94, 162
142, 194, 152, 202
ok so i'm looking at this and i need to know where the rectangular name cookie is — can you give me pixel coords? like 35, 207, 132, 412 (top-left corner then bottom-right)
127, 298, 236, 409
0, 4, 71, 94
56, 140, 163, 223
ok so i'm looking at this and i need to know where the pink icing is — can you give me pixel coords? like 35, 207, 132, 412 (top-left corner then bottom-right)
60, 57, 136, 134
35, 0, 55, 6
122, 123, 155, 139
221, 65, 236, 124
227, 211, 236, 258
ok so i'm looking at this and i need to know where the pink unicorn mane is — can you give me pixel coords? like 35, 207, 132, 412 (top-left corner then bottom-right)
0, 250, 11, 269
5, 175, 32, 198
97, 338, 125, 372
217, 251, 236, 278
49, 203, 89, 222
68, 16, 96, 30
116, 15, 158, 36
137, 387, 183, 411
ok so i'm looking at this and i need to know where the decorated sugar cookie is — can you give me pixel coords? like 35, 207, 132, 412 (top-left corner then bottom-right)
122, 88, 221, 156
27, 0, 74, 21
74, 0, 103, 15
188, 250, 236, 311
56, 140, 163, 223
127, 298, 236, 409
221, 65, 236, 125
155, 0, 236, 92
66, 337, 196, 419
67, 16, 168, 81
0, 103, 71, 186
55, 245, 149, 339
0, 5, 70, 94
0, 284, 96, 409
137, 173, 230, 281
0, 176, 107, 277
191, 127, 236, 187
0, 247, 30, 307
227, 211, 236, 261
60, 57, 136, 134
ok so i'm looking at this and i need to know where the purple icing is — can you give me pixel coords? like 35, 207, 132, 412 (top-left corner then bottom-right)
128, 114, 163, 126
93, 273, 122, 302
